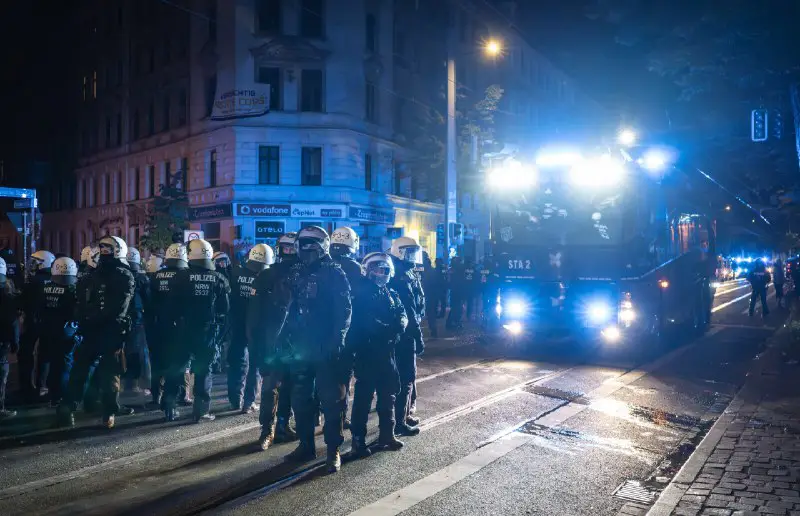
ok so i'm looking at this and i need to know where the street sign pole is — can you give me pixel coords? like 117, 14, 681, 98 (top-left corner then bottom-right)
22, 211, 27, 280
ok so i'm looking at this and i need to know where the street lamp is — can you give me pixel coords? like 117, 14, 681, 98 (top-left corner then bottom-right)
444, 31, 503, 264
725, 205, 732, 211
618, 128, 636, 146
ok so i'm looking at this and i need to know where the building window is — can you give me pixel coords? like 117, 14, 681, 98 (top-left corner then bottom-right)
300, 0, 324, 38
162, 94, 171, 131
208, 150, 217, 187
179, 157, 188, 191
115, 113, 122, 146
165, 161, 172, 188
256, 67, 282, 111
178, 88, 188, 126
300, 69, 324, 112
258, 145, 280, 185
201, 222, 221, 250
365, 13, 377, 52
92, 70, 97, 99
116, 171, 122, 203
301, 147, 322, 186
365, 153, 372, 191
147, 100, 155, 136
256, 0, 281, 33
205, 74, 217, 117
133, 167, 140, 200
132, 108, 140, 140
148, 165, 156, 197
365, 81, 377, 122
104, 115, 112, 148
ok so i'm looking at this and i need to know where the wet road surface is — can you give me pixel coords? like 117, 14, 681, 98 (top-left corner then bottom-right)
0, 278, 784, 515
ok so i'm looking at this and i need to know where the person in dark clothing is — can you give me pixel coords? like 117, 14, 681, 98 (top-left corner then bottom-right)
330, 226, 363, 429
0, 257, 19, 419
248, 233, 299, 449
446, 257, 466, 329
144, 254, 166, 408
123, 248, 150, 394
773, 259, 786, 308
388, 236, 425, 436
37, 257, 80, 406
436, 260, 449, 318
228, 243, 274, 413
162, 239, 230, 423
349, 252, 407, 457
19, 250, 55, 403
464, 260, 478, 320
149, 244, 190, 418
78, 246, 99, 282
283, 226, 352, 474
747, 259, 771, 317
57, 236, 135, 428
212, 251, 233, 374
421, 253, 439, 338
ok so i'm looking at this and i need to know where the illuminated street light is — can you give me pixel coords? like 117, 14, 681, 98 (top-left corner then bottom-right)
638, 149, 667, 171
725, 205, 732, 211
618, 128, 636, 146
485, 39, 502, 56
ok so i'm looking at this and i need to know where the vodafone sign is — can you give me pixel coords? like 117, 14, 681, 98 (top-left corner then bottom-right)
234, 203, 290, 217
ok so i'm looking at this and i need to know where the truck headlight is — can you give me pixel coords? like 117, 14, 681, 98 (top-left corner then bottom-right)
587, 301, 613, 323
619, 299, 635, 324
506, 300, 527, 317
503, 321, 523, 335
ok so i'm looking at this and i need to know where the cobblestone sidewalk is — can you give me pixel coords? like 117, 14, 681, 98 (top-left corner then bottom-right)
650, 320, 800, 516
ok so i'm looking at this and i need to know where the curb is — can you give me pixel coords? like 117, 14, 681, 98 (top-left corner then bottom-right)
646, 320, 792, 516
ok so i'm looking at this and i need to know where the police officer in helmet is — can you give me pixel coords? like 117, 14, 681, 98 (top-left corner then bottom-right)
58, 236, 135, 428
228, 243, 275, 413
20, 250, 55, 403
388, 236, 425, 436
247, 233, 299, 449
349, 252, 407, 457
283, 226, 352, 473
37, 257, 80, 406
0, 257, 19, 419
78, 246, 99, 281
164, 239, 230, 422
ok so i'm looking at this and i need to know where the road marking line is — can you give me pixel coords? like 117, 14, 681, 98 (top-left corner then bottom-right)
416, 358, 504, 384
349, 328, 722, 516
0, 422, 260, 500
711, 292, 751, 312
712, 323, 776, 331
714, 283, 749, 295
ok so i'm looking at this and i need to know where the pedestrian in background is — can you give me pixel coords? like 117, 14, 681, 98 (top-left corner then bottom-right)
747, 259, 771, 318
774, 258, 785, 308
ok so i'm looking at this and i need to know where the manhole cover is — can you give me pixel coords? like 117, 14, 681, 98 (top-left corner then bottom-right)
613, 480, 658, 504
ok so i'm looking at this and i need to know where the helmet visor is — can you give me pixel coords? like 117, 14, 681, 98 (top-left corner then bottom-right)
399, 245, 423, 265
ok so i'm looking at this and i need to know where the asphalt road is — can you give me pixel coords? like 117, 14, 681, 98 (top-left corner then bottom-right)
0, 278, 784, 516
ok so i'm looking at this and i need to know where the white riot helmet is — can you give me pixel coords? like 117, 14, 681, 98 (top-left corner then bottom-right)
389, 236, 423, 265
165, 243, 188, 268
248, 243, 275, 266
51, 256, 78, 285
212, 251, 231, 270
0, 257, 7, 277
127, 247, 142, 265
362, 252, 395, 287
187, 239, 215, 269
276, 232, 298, 260
295, 226, 330, 264
146, 255, 164, 273
98, 236, 128, 263
330, 227, 360, 258
31, 250, 56, 273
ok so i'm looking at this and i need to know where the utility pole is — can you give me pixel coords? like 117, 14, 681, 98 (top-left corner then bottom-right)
445, 21, 457, 265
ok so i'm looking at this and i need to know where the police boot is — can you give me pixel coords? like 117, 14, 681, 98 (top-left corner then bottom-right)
326, 447, 342, 473
378, 432, 404, 451
395, 422, 420, 436
56, 407, 75, 428
275, 417, 298, 443
164, 407, 179, 422
286, 441, 317, 462
103, 415, 116, 429
351, 436, 371, 458
258, 429, 274, 451
406, 415, 420, 426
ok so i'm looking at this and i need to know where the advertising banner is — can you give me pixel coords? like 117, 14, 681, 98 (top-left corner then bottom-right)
290, 204, 347, 219
210, 88, 271, 121
235, 203, 290, 217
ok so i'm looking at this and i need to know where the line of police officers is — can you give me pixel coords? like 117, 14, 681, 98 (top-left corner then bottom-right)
4, 225, 427, 474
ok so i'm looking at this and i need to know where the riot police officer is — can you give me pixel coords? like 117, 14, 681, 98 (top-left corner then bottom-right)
20, 250, 55, 403
228, 243, 274, 413
150, 244, 189, 417
283, 226, 352, 473
0, 257, 19, 419
213, 251, 232, 281
349, 252, 407, 457
124, 248, 150, 394
57, 236, 135, 428
37, 257, 80, 406
388, 236, 425, 436
163, 239, 230, 422
144, 252, 166, 408
330, 226, 362, 428
248, 233, 299, 449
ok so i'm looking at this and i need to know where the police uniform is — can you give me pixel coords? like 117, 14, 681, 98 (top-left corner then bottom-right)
124, 257, 150, 392
149, 260, 187, 411
227, 264, 261, 410
37, 270, 79, 404
0, 261, 19, 417
19, 267, 52, 402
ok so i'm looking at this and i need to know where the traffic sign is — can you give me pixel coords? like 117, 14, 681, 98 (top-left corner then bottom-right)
13, 198, 36, 209
184, 230, 205, 242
